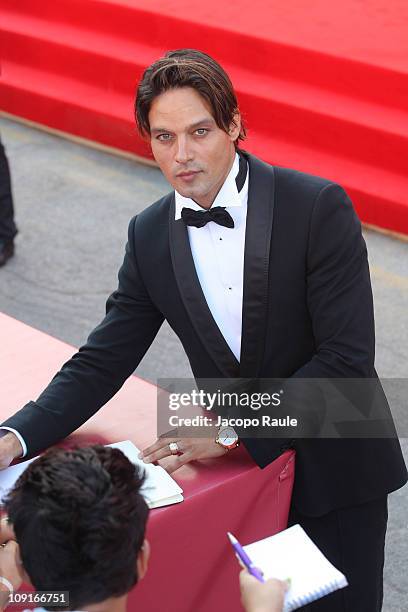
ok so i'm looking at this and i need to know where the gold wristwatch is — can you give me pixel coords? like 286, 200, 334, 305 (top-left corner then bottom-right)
215, 426, 240, 450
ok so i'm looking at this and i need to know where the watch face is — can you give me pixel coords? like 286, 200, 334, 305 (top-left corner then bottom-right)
219, 427, 238, 446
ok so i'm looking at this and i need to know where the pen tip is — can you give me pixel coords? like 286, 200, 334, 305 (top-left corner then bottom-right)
227, 532, 237, 544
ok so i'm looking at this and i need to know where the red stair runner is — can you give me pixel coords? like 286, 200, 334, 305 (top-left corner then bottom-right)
1, 0, 407, 234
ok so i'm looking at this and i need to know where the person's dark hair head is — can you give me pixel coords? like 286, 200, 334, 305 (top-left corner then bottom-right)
4, 445, 149, 611
135, 48, 246, 147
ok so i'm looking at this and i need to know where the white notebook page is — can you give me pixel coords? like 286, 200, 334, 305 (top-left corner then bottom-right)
244, 524, 348, 611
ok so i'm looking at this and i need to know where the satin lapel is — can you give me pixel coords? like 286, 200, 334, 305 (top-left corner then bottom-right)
239, 153, 275, 377
168, 195, 240, 377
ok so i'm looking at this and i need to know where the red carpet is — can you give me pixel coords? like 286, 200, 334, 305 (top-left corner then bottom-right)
1, 0, 407, 234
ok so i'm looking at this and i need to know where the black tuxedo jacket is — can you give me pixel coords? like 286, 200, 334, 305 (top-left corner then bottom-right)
4, 152, 406, 516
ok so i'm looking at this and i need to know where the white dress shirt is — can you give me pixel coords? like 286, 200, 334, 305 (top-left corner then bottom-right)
175, 152, 248, 361
1, 153, 249, 457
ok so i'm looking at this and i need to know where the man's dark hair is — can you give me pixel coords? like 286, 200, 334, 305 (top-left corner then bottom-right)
135, 48, 246, 146
4, 445, 149, 611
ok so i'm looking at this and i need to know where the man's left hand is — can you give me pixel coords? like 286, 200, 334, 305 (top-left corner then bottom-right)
139, 435, 228, 473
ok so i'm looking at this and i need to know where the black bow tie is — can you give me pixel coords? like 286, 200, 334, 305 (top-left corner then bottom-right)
181, 206, 234, 228
180, 151, 247, 230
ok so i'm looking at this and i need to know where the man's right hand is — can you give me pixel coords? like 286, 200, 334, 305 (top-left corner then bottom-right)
0, 433, 23, 470
240, 570, 288, 612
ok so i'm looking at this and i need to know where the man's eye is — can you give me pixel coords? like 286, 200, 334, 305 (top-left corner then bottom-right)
157, 134, 172, 141
195, 129, 208, 136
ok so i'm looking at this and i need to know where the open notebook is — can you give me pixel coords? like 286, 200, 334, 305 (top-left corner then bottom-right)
0, 440, 183, 510
109, 440, 183, 508
243, 524, 348, 611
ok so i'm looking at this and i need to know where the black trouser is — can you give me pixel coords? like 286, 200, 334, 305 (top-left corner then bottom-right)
288, 496, 388, 611
0, 137, 17, 241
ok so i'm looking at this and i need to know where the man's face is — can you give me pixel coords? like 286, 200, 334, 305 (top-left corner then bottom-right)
148, 87, 241, 209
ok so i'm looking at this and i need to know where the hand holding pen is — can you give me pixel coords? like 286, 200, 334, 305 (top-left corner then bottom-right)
239, 570, 289, 612
228, 532, 291, 612
227, 532, 265, 582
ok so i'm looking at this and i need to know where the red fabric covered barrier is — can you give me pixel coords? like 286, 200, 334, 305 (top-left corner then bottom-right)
136, 449, 294, 612
0, 313, 295, 611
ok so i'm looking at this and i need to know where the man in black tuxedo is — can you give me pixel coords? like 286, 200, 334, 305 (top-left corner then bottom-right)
0, 49, 406, 611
